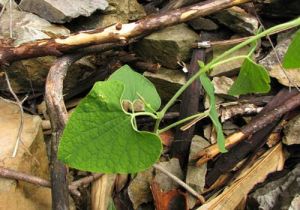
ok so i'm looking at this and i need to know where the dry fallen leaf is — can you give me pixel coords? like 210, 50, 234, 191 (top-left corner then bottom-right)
128, 168, 154, 209
154, 158, 183, 192
159, 130, 174, 146
197, 143, 285, 210
151, 181, 188, 210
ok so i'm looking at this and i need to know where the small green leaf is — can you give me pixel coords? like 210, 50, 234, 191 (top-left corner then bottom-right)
283, 30, 300, 69
108, 198, 116, 210
200, 73, 227, 153
109, 65, 161, 111
228, 58, 271, 96
58, 80, 162, 173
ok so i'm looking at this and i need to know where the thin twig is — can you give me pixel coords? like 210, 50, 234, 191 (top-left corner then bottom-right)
69, 173, 103, 196
9, 0, 12, 38
153, 163, 205, 204
4, 72, 25, 157
0, 95, 41, 168
0, 166, 103, 196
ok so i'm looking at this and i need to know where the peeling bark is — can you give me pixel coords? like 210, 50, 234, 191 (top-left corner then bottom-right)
0, 0, 250, 65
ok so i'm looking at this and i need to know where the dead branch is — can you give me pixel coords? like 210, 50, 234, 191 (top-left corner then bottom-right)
0, 166, 102, 197
205, 88, 298, 186
0, 0, 250, 65
195, 91, 300, 165
0, 166, 50, 187
45, 43, 122, 210
170, 34, 205, 169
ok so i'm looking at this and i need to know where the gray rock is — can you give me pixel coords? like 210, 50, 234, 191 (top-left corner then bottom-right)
186, 136, 210, 209
259, 30, 300, 87
210, 43, 251, 77
0, 9, 102, 97
143, 68, 186, 101
19, 0, 108, 23
212, 6, 258, 35
248, 164, 300, 210
212, 76, 234, 95
188, 17, 218, 31
0, 9, 69, 45
65, 0, 146, 31
0, 0, 17, 9
133, 24, 199, 69
290, 196, 300, 210
283, 114, 300, 145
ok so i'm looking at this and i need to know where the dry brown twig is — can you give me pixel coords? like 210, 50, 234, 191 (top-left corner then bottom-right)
194, 93, 300, 165
0, 0, 251, 65
9, 0, 13, 38
153, 163, 205, 204
0, 166, 103, 196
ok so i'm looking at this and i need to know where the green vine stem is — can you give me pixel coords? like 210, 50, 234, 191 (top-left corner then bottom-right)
209, 55, 248, 69
154, 17, 300, 133
158, 111, 209, 134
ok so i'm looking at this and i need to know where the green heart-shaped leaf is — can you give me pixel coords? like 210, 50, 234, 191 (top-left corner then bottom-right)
228, 58, 271, 96
283, 30, 300, 69
58, 80, 162, 173
109, 65, 161, 111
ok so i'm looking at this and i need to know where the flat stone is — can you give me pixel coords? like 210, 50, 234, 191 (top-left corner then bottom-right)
144, 68, 186, 101
0, 9, 103, 97
0, 0, 17, 9
188, 17, 218, 31
67, 0, 146, 31
212, 76, 234, 95
283, 114, 300, 145
0, 9, 69, 45
133, 24, 199, 69
248, 163, 300, 210
210, 43, 251, 77
0, 99, 51, 209
186, 136, 210, 208
19, 0, 108, 23
259, 30, 300, 87
212, 6, 258, 35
